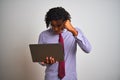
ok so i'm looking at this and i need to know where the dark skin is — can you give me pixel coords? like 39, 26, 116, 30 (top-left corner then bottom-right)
41, 20, 78, 65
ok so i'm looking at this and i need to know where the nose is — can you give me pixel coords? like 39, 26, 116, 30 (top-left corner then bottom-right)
53, 27, 59, 31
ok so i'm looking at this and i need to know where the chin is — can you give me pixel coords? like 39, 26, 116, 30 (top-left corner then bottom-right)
55, 32, 60, 34
54, 30, 63, 34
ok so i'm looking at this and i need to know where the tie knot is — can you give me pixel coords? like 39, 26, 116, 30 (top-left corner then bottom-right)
59, 33, 62, 41
59, 33, 62, 36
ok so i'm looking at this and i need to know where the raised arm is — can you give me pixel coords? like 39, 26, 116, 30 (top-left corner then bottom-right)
64, 20, 92, 53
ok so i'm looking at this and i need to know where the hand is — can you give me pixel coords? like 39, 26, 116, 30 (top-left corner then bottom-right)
41, 56, 57, 65
64, 20, 73, 31
64, 20, 78, 36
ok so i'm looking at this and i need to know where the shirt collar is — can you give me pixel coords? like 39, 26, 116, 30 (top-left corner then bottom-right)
49, 28, 67, 33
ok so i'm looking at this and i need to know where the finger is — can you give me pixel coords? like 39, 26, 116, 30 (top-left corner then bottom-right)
46, 57, 49, 64
52, 57, 55, 63
50, 56, 53, 64
53, 58, 58, 63
41, 62, 45, 65
51, 57, 56, 64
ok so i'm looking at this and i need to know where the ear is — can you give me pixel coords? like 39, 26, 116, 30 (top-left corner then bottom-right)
63, 20, 66, 27
63, 20, 67, 24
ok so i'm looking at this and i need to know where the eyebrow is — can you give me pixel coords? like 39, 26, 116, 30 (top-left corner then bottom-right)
51, 23, 63, 27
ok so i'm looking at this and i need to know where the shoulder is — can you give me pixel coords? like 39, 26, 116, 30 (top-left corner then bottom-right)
39, 28, 51, 36
38, 29, 47, 39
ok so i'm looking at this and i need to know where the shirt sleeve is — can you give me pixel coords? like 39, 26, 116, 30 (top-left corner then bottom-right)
74, 27, 92, 53
38, 32, 44, 44
38, 32, 47, 66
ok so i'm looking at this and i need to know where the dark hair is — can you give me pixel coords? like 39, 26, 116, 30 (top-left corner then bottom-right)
45, 7, 71, 28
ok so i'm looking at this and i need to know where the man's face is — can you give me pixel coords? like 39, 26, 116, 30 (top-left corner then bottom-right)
51, 20, 65, 34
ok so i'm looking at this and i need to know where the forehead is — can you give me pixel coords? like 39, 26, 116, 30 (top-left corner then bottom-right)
51, 20, 64, 25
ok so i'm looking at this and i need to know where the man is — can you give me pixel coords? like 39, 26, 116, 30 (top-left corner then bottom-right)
38, 7, 92, 80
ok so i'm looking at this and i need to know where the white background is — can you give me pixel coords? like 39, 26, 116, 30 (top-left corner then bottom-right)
0, 0, 120, 80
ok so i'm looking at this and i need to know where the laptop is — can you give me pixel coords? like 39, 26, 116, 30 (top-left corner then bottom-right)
29, 44, 64, 62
